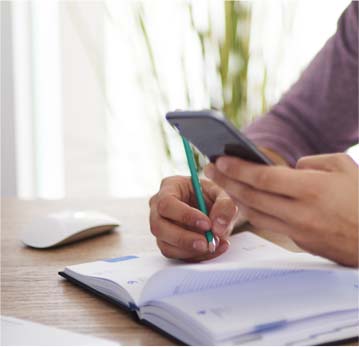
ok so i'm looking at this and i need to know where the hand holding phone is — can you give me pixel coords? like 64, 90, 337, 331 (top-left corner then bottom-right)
166, 110, 273, 165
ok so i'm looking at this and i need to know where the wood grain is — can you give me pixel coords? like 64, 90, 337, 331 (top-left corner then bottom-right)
1, 198, 170, 345
1, 198, 355, 346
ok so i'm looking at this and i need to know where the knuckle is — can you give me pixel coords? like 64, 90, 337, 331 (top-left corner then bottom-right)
255, 170, 271, 188
333, 153, 346, 163
223, 200, 238, 219
160, 175, 183, 188
208, 184, 221, 198
170, 175, 188, 185
158, 242, 172, 258
149, 211, 155, 227
157, 196, 171, 216
292, 210, 319, 232
174, 233, 190, 250
337, 153, 352, 166
200, 177, 212, 185
174, 233, 185, 249
149, 214, 161, 237
301, 185, 316, 200
159, 176, 172, 188
296, 156, 310, 169
149, 194, 157, 207
291, 212, 307, 230
160, 249, 171, 258
180, 211, 196, 227
150, 227, 160, 238
150, 225, 160, 238
330, 153, 351, 168
302, 180, 324, 200
214, 197, 232, 214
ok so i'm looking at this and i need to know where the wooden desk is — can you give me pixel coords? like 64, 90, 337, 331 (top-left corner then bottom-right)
0, 198, 348, 346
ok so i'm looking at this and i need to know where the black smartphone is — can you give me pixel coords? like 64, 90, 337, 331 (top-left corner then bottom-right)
166, 110, 273, 165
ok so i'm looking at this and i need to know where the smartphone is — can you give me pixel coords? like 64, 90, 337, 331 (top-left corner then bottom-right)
166, 110, 273, 165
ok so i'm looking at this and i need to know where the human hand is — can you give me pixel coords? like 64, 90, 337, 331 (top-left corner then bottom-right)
149, 176, 239, 261
204, 153, 359, 267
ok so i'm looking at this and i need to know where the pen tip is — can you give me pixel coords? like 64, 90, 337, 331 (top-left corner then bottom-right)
208, 240, 216, 254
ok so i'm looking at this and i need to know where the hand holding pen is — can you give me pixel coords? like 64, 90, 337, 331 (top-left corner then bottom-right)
149, 152, 238, 261
181, 136, 217, 253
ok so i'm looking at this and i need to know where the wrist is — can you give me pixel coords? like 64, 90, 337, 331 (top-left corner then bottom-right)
259, 147, 289, 166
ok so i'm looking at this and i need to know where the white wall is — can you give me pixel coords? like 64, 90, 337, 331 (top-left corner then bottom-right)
3, 1, 354, 199
1, 1, 17, 196
60, 2, 108, 197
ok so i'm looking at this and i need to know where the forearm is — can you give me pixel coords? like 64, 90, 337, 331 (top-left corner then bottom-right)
244, 3, 358, 166
260, 147, 289, 166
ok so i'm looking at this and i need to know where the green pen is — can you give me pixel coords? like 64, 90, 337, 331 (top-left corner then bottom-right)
181, 136, 216, 253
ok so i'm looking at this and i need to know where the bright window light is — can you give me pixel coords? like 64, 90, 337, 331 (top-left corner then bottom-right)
31, 0, 64, 199
11, 1, 352, 198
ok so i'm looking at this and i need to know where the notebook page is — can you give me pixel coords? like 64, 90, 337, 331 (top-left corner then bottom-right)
242, 311, 359, 346
207, 231, 293, 264
65, 232, 285, 306
139, 232, 341, 304
153, 270, 358, 341
201, 232, 341, 270
65, 254, 178, 305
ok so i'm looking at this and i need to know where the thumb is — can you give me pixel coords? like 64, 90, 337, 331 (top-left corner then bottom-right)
209, 191, 238, 237
296, 153, 354, 172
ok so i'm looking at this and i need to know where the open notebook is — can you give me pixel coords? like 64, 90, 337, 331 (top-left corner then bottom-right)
59, 232, 358, 346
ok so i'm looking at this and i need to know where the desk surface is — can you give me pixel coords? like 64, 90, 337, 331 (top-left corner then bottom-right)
0, 198, 351, 345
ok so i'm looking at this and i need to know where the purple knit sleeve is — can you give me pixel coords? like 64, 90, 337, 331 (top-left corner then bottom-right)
244, 3, 358, 167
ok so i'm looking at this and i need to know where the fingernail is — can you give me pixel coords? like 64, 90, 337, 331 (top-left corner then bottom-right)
208, 241, 216, 253
216, 158, 228, 172
193, 240, 207, 252
213, 217, 228, 236
196, 220, 210, 230
204, 165, 214, 179
218, 240, 230, 254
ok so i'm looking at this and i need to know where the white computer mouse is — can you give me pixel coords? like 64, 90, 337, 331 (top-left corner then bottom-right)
21, 210, 120, 248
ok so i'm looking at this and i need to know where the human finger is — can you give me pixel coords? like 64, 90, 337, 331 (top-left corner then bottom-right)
209, 191, 238, 237
239, 205, 294, 237
156, 194, 211, 231
296, 153, 356, 171
150, 210, 209, 253
156, 239, 204, 259
157, 238, 230, 261
204, 163, 301, 221
206, 158, 309, 198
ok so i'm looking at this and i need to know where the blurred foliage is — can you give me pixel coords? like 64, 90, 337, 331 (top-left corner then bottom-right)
137, 6, 172, 160
136, 1, 266, 166
189, 1, 253, 128
221, 2, 251, 128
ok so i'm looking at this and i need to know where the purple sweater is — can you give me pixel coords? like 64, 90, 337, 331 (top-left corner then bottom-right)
245, 2, 358, 167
